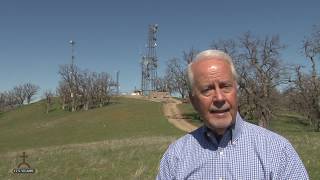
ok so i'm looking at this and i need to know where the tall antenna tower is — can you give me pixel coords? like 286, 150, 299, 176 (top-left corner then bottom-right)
141, 24, 158, 95
70, 40, 75, 65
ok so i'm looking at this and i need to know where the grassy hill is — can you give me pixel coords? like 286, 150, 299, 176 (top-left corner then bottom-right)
0, 97, 183, 179
1, 97, 319, 179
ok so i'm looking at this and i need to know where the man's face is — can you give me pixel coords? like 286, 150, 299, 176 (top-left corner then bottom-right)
190, 58, 238, 135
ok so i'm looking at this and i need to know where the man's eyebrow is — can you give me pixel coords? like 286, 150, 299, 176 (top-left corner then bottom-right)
201, 84, 213, 88
218, 80, 233, 84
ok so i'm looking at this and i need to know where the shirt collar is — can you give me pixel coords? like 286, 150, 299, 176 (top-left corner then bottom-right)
232, 112, 243, 143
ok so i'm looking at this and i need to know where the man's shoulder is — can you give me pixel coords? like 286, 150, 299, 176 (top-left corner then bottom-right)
165, 126, 205, 155
241, 120, 290, 147
240, 120, 309, 179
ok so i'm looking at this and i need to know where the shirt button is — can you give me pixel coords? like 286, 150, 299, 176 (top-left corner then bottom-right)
219, 177, 223, 180
219, 151, 224, 156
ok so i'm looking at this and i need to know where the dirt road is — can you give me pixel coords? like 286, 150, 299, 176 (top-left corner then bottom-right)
125, 95, 198, 132
162, 98, 198, 133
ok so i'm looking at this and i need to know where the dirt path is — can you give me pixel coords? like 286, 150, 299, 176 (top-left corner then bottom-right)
124, 95, 198, 132
162, 98, 198, 133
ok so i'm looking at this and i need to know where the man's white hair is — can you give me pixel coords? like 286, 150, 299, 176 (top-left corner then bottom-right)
187, 49, 238, 91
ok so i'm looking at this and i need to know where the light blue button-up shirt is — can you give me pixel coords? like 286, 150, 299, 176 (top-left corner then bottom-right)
157, 113, 309, 179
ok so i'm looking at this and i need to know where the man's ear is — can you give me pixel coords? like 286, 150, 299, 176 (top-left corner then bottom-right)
235, 81, 239, 90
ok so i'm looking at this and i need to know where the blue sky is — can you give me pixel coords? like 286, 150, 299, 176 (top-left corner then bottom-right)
0, 0, 319, 98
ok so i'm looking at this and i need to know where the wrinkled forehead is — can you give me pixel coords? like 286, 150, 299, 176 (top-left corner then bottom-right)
192, 58, 233, 79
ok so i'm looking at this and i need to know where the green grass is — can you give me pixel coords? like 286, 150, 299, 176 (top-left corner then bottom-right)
1, 98, 319, 179
177, 103, 203, 126
0, 136, 175, 180
269, 112, 320, 179
0, 97, 182, 153
0, 97, 183, 179
178, 103, 320, 179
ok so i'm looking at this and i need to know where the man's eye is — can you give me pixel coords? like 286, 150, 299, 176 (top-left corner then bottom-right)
202, 89, 209, 93
201, 87, 213, 96
221, 84, 233, 92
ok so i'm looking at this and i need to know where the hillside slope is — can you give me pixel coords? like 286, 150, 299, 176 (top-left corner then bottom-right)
0, 97, 183, 179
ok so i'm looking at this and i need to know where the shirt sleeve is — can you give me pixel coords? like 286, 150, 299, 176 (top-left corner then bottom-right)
278, 142, 309, 180
156, 144, 177, 180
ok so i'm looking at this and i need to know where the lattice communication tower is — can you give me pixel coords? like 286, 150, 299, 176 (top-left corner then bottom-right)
141, 24, 158, 95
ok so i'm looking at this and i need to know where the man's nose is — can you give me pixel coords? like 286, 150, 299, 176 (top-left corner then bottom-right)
213, 88, 225, 108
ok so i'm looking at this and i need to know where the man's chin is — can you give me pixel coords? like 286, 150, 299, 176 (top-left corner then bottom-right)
205, 114, 233, 129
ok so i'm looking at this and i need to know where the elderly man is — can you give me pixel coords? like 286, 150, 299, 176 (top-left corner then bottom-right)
157, 50, 309, 179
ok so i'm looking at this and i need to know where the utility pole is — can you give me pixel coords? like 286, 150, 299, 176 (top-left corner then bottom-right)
116, 70, 120, 95
69, 40, 76, 112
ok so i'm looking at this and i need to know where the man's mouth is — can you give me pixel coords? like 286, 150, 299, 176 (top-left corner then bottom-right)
210, 108, 230, 114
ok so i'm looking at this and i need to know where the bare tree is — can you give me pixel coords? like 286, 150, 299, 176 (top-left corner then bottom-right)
13, 85, 27, 105
212, 32, 288, 128
155, 77, 169, 92
163, 48, 198, 98
57, 80, 71, 111
0, 92, 5, 112
44, 90, 54, 114
287, 26, 320, 131
57, 64, 114, 111
78, 70, 93, 111
183, 47, 198, 64
58, 64, 81, 112
0, 92, 12, 112
0, 83, 39, 112
93, 72, 113, 107
23, 83, 40, 104
286, 66, 319, 130
3, 90, 19, 109
164, 58, 189, 98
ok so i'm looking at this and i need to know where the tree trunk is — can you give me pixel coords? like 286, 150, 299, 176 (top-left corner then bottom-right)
84, 102, 89, 111
258, 109, 270, 129
46, 103, 49, 114
258, 117, 268, 128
